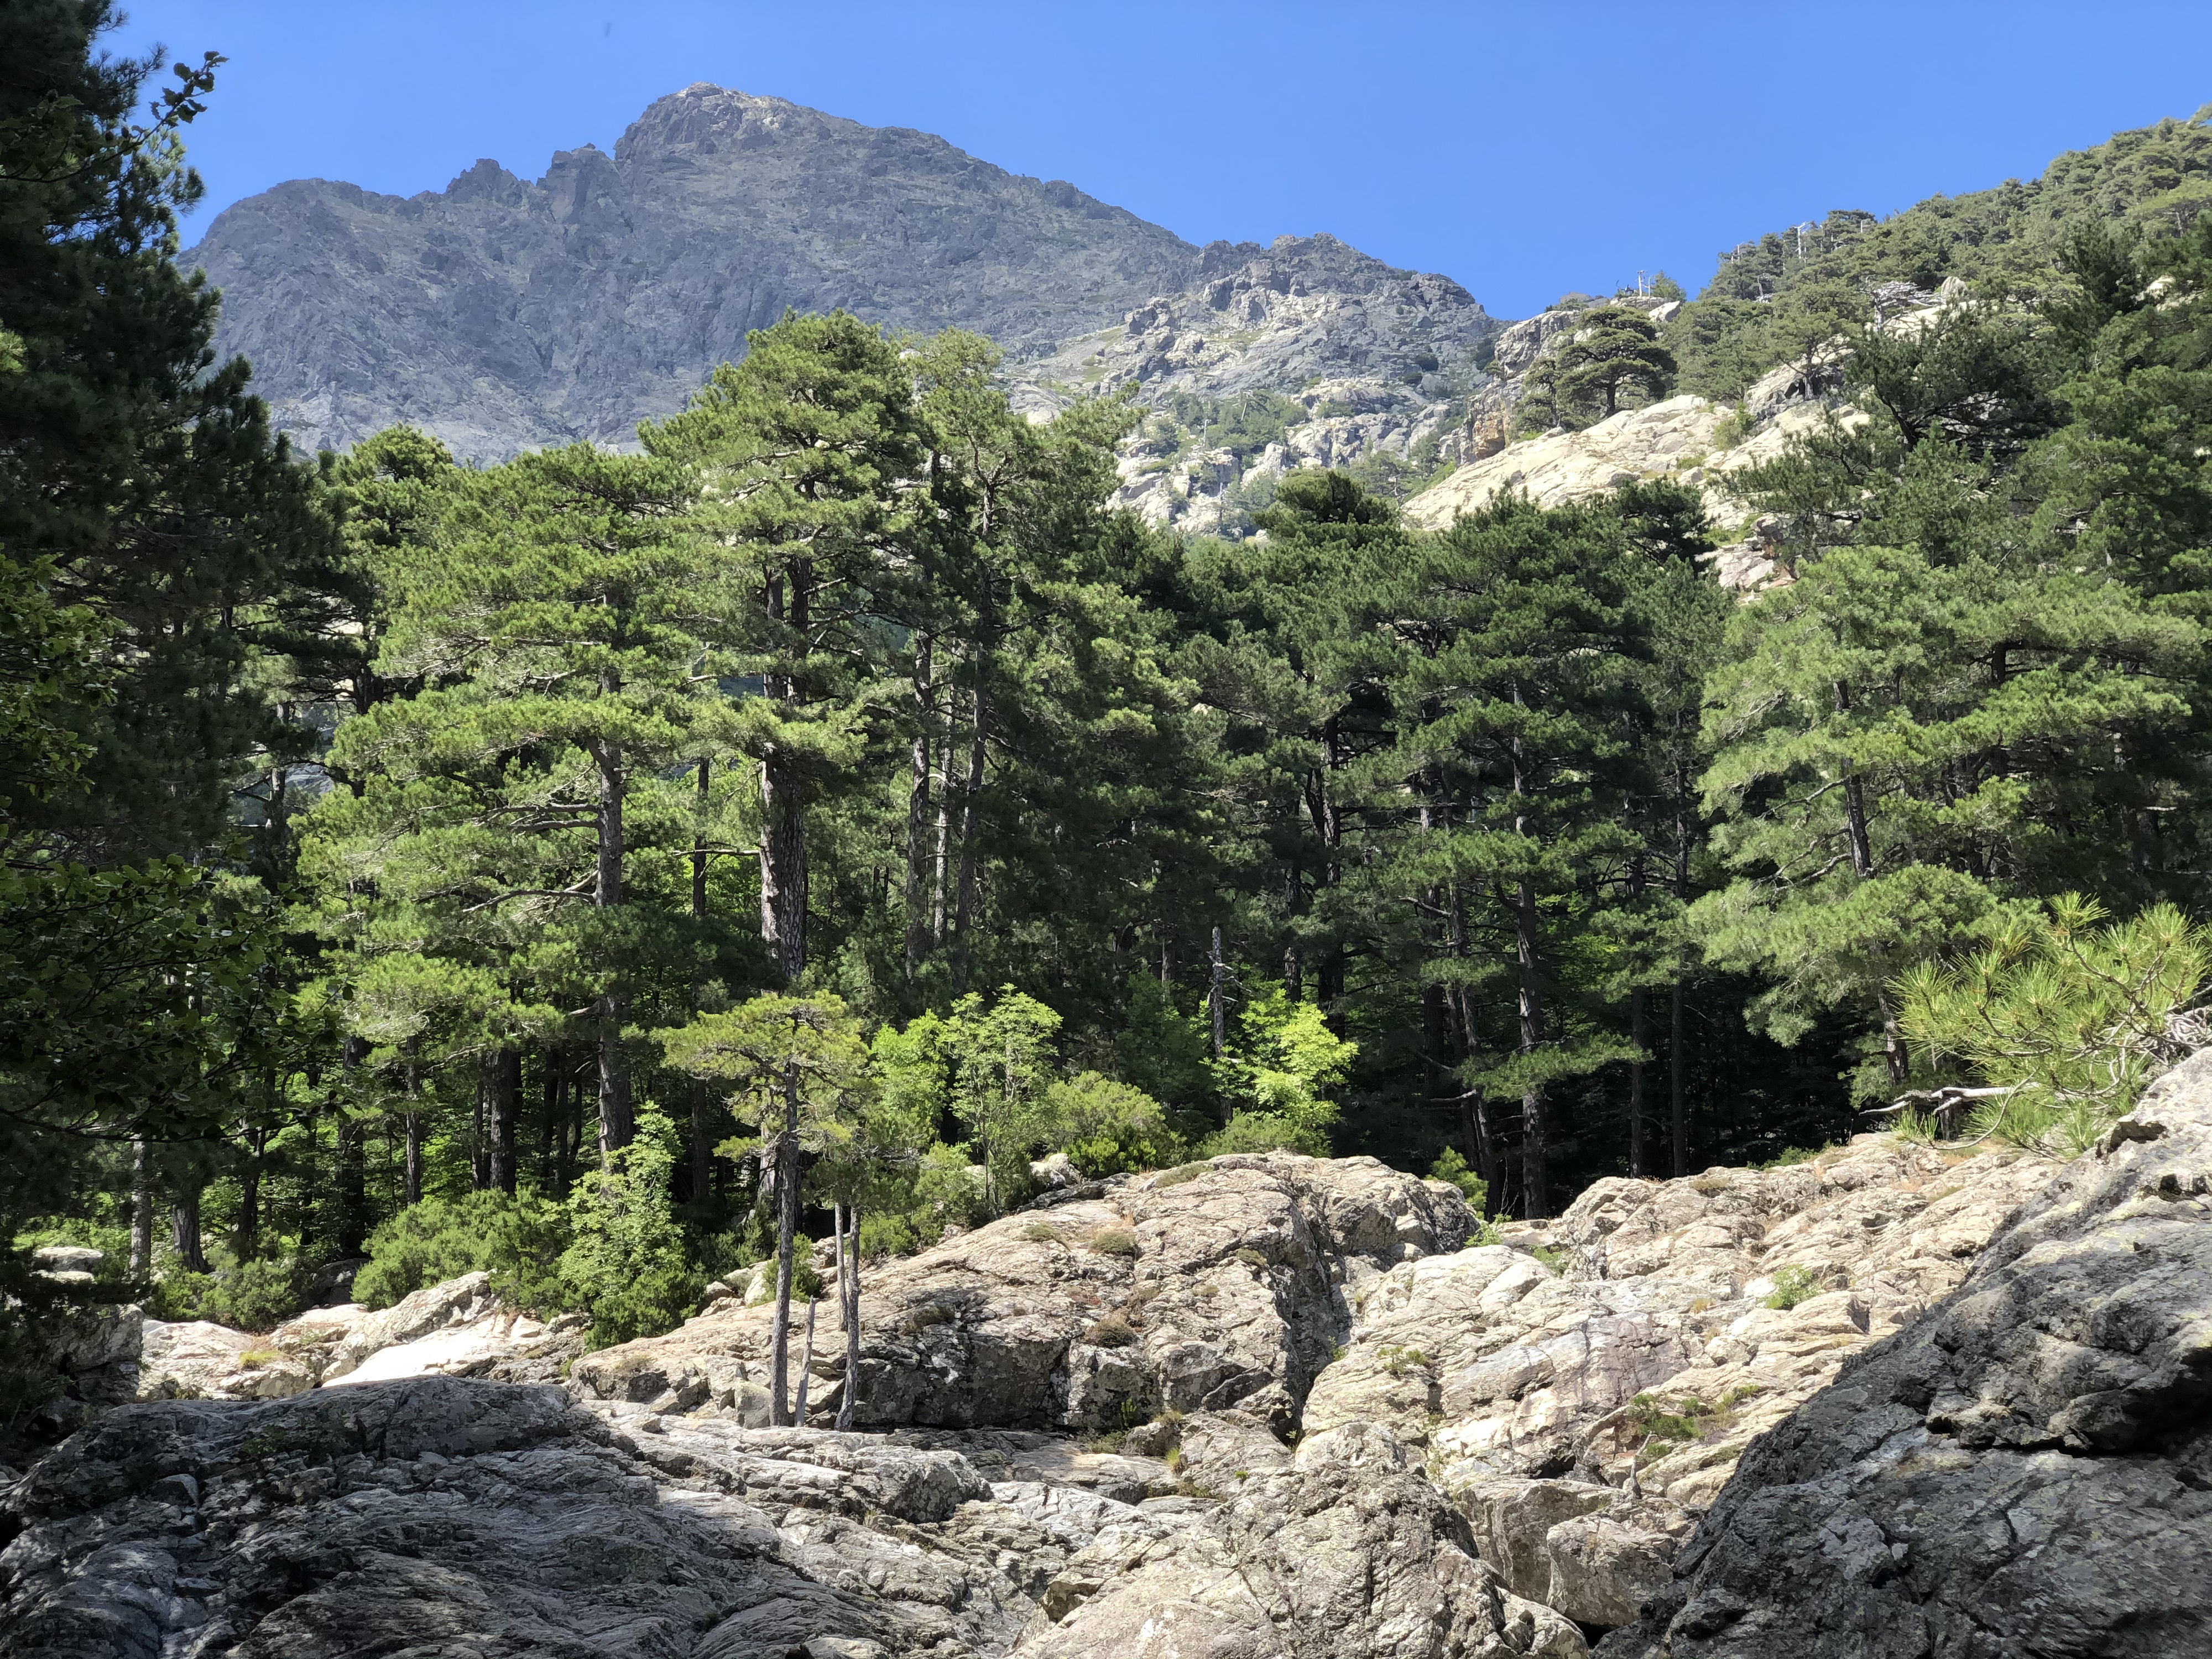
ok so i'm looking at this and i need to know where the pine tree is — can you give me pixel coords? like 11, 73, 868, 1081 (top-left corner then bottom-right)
645, 312, 924, 983
1375, 492, 1647, 1217
313, 444, 732, 1154
661, 993, 873, 1425
1692, 541, 2196, 1094
1555, 305, 1676, 420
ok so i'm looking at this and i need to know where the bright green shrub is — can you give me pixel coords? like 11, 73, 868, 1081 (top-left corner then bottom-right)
354, 1190, 568, 1312
1198, 1110, 1326, 1157
558, 1112, 700, 1348
1042, 1072, 1184, 1176
1427, 1147, 1489, 1212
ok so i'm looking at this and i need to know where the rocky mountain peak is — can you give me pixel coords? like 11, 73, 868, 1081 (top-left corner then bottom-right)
185, 88, 1503, 469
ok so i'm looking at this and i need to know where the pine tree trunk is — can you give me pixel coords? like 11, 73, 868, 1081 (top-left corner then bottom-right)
769, 1062, 801, 1426
403, 1042, 424, 1205
592, 733, 635, 1152
1671, 979, 1689, 1177
337, 1037, 369, 1255
1834, 682, 1875, 879
688, 768, 714, 1206
759, 754, 808, 982
236, 1142, 262, 1258
1209, 924, 1228, 1101
692, 757, 711, 916
1629, 987, 1648, 1178
169, 1188, 207, 1274
1516, 873, 1550, 1221
542, 1047, 566, 1197
794, 1295, 818, 1425
760, 567, 811, 984
492, 1047, 520, 1194
472, 1062, 489, 1191
904, 636, 935, 977
129, 1139, 153, 1277
838, 1202, 860, 1430
950, 680, 991, 993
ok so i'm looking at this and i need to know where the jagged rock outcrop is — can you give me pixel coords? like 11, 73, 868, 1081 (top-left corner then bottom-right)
1400, 394, 1841, 541
128, 1271, 584, 1407
13, 1127, 2190, 1656
190, 84, 1200, 460
0, 1377, 1580, 1659
1598, 1051, 2212, 1658
573, 1154, 1473, 1432
1296, 1133, 2056, 1631
1011, 233, 1496, 529
1015, 1421, 1585, 1659
189, 87, 1497, 470
1017, 234, 1490, 414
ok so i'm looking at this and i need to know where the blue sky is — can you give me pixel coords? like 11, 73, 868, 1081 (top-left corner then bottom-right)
115, 1, 2212, 320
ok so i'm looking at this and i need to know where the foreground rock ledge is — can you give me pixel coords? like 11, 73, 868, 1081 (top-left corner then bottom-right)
1599, 1052, 2212, 1658
0, 1378, 1575, 1659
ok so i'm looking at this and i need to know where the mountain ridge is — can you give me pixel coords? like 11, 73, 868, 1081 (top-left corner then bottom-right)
190, 83, 1498, 464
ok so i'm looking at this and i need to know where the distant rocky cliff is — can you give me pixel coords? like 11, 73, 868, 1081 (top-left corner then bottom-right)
189, 84, 1498, 467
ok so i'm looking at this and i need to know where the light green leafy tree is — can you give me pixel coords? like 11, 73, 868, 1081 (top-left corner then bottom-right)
1206, 985, 1356, 1156
945, 987, 1062, 1214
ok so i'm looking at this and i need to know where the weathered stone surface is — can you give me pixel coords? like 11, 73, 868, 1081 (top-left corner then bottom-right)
1015, 233, 1496, 529
1293, 1133, 2051, 1629
0, 1379, 1054, 1659
322, 1270, 558, 1385
1016, 1421, 1587, 1658
134, 1320, 257, 1401
1401, 394, 1847, 534
1453, 1477, 1689, 1632
572, 1154, 1473, 1433
1598, 1053, 2212, 1658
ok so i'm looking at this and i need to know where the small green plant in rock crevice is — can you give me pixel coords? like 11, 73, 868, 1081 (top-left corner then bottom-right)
1763, 1265, 1821, 1310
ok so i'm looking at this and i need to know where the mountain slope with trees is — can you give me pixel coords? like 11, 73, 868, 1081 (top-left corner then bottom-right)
11, 7, 2212, 1456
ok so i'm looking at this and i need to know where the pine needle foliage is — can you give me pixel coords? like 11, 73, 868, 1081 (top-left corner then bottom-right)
1895, 895, 2211, 1153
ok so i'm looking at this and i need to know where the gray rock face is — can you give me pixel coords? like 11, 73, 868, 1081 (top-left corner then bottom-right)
1598, 1051, 2212, 1658
190, 85, 1497, 471
572, 1152, 1473, 1434
0, 1379, 1063, 1658
191, 84, 1201, 460
1015, 1420, 1586, 1658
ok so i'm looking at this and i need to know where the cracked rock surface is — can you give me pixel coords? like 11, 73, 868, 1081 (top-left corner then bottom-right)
572, 1153, 1473, 1434
1598, 1052, 2212, 1658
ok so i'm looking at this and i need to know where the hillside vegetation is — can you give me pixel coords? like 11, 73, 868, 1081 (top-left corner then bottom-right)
8, 7, 2212, 1423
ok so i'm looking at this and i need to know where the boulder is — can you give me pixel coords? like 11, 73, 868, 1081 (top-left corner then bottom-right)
322, 1270, 556, 1385
30, 1244, 105, 1279
0, 1378, 1042, 1658
135, 1320, 257, 1401
1016, 1421, 1588, 1658
1453, 1476, 1690, 1631
1599, 1051, 2212, 1657
572, 1153, 1473, 1433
